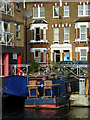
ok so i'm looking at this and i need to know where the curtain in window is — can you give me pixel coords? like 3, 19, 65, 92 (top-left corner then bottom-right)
54, 6, 59, 16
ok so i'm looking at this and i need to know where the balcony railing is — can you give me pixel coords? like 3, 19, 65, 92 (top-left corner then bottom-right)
0, 31, 14, 46
0, 0, 14, 16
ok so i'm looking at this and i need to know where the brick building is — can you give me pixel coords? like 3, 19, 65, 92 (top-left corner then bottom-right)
0, 0, 25, 76
26, 0, 90, 67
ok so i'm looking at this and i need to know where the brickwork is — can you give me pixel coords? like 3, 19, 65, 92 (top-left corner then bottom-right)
26, 1, 90, 64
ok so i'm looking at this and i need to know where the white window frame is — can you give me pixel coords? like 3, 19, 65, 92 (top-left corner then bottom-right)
64, 27, 69, 42
64, 5, 69, 17
33, 6, 45, 18
85, 4, 90, 16
78, 3, 90, 17
80, 25, 87, 41
78, 4, 83, 16
53, 6, 59, 18
53, 27, 59, 43
43, 27, 46, 41
80, 49, 87, 61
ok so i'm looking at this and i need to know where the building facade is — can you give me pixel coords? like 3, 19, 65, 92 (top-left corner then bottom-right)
26, 0, 90, 67
0, 0, 25, 76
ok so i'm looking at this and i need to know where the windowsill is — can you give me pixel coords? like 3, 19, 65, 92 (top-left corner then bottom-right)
53, 16, 59, 18
75, 39, 87, 42
16, 38, 21, 40
16, 8, 21, 12
63, 16, 70, 18
33, 17, 45, 19
29, 40, 49, 43
78, 15, 90, 17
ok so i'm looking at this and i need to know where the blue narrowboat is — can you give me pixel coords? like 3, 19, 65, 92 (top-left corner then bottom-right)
2, 74, 79, 109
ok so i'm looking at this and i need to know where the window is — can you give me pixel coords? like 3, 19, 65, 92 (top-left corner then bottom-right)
35, 50, 41, 62
78, 5, 83, 16
78, 4, 90, 16
35, 28, 40, 41
80, 49, 87, 60
64, 5, 69, 17
13, 54, 17, 60
33, 7, 38, 17
16, 2, 20, 10
64, 27, 69, 42
85, 4, 90, 15
80, 26, 87, 41
43, 28, 46, 41
54, 27, 59, 42
4, 22, 9, 32
40, 7, 45, 17
0, 22, 2, 31
16, 24, 20, 38
53, 6, 59, 17
43, 50, 46, 62
33, 6, 45, 18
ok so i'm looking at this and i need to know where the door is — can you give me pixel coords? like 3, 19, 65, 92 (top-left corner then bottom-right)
64, 52, 70, 61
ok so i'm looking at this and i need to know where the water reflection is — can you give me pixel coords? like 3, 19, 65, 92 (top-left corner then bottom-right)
2, 105, 89, 119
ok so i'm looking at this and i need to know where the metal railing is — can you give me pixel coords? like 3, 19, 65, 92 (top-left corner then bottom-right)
0, 0, 14, 16
0, 31, 14, 46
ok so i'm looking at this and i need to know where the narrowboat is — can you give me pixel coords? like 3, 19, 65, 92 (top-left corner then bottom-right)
2, 74, 79, 109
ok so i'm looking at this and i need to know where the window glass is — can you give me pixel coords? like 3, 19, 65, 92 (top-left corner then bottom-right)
81, 49, 87, 60
64, 27, 69, 41
64, 5, 69, 17
40, 7, 45, 17
85, 4, 90, 15
80, 26, 86, 40
34, 7, 38, 17
43, 28, 46, 41
78, 5, 83, 15
54, 27, 59, 42
16, 24, 20, 38
54, 6, 59, 17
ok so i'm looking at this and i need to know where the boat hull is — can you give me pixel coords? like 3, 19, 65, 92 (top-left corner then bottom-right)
24, 96, 69, 109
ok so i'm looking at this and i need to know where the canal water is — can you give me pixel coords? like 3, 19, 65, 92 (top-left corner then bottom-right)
2, 102, 90, 119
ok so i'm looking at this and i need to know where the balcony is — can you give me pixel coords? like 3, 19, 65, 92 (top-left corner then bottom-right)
0, 0, 14, 16
0, 31, 14, 46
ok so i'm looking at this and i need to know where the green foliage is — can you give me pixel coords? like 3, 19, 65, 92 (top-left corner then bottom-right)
29, 60, 40, 73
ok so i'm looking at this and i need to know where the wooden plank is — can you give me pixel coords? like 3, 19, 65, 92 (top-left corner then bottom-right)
27, 84, 60, 87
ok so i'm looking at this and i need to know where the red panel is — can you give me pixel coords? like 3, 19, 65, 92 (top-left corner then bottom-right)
25, 104, 57, 108
17, 53, 21, 75
41, 52, 43, 62
78, 28, 80, 38
5, 53, 9, 76
41, 29, 43, 40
